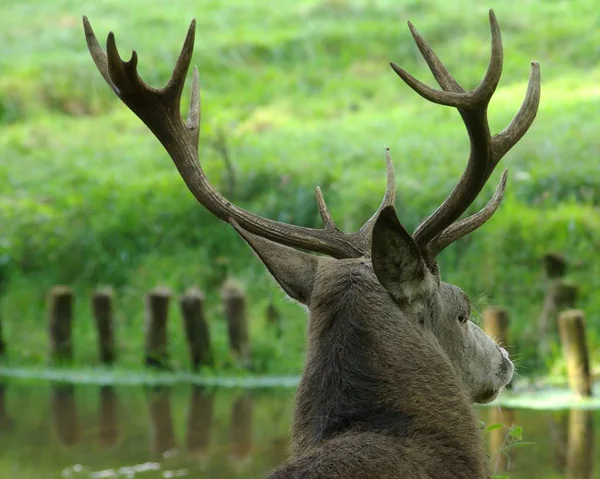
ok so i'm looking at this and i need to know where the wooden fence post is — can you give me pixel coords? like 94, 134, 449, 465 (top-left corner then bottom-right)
483, 307, 512, 389
179, 287, 212, 370
221, 279, 251, 368
48, 286, 74, 363
558, 310, 592, 397
91, 288, 116, 365
144, 287, 172, 369
544, 253, 567, 279
266, 301, 282, 339
539, 254, 578, 358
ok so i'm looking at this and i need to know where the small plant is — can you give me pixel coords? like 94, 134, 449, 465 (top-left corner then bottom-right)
484, 420, 536, 478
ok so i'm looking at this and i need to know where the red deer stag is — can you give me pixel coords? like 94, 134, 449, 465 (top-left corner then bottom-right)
82, 9, 539, 478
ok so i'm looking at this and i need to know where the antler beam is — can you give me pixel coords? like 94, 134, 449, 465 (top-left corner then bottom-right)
391, 9, 540, 262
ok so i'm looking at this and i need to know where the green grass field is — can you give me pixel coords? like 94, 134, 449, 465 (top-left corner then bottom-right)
1, 0, 599, 375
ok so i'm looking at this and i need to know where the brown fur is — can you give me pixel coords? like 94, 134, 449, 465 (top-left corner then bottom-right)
232, 208, 513, 479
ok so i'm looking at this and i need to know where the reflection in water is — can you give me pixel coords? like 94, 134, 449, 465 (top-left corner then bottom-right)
566, 409, 594, 479
147, 386, 176, 456
488, 406, 515, 474
186, 386, 213, 464
548, 411, 569, 473
0, 383, 12, 431
51, 384, 79, 446
98, 385, 119, 448
230, 393, 253, 473
0, 382, 598, 478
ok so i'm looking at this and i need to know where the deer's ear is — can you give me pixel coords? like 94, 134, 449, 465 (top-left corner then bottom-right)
371, 205, 428, 301
230, 220, 318, 305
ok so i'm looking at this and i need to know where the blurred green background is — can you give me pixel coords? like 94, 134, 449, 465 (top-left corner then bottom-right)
0, 0, 599, 376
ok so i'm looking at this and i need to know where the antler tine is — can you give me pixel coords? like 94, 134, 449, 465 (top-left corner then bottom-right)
359, 148, 397, 236
315, 186, 338, 231
83, 16, 392, 260
428, 169, 508, 257
389, 9, 539, 264
406, 21, 464, 93
493, 61, 541, 159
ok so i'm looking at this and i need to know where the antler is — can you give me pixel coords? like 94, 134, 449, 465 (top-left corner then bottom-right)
391, 9, 540, 264
82, 17, 395, 260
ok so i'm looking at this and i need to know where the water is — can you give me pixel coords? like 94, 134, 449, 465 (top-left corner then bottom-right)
0, 382, 598, 478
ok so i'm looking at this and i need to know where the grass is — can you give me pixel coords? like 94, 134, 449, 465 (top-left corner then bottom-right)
1, 0, 599, 375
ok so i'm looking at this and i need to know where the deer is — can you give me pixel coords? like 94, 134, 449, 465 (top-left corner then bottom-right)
82, 8, 540, 478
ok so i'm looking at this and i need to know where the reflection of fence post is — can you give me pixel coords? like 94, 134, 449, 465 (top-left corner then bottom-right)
221, 279, 251, 368
230, 393, 253, 472
91, 288, 116, 365
538, 254, 578, 358
186, 386, 214, 461
48, 286, 74, 363
180, 287, 213, 370
548, 411, 568, 473
488, 406, 515, 474
558, 310, 592, 397
51, 384, 79, 446
0, 384, 12, 430
144, 288, 172, 369
148, 386, 176, 456
0, 312, 5, 358
566, 409, 594, 479
483, 307, 512, 389
98, 386, 119, 448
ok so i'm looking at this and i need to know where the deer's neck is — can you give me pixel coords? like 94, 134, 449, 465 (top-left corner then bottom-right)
290, 271, 487, 475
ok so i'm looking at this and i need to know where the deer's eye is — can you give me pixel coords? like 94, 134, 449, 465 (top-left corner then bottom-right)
458, 314, 468, 323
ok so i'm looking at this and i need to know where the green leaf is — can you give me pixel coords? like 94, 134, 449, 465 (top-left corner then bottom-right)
508, 425, 523, 440
486, 423, 504, 432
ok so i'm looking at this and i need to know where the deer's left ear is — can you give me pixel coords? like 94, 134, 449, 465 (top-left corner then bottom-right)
230, 220, 318, 305
371, 205, 430, 302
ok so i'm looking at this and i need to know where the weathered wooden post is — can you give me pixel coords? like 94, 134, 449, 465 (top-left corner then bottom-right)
538, 254, 578, 358
566, 409, 594, 479
179, 287, 212, 370
48, 286, 74, 363
221, 279, 251, 368
144, 287, 172, 369
483, 307, 512, 389
265, 301, 282, 339
91, 287, 116, 365
98, 385, 119, 448
544, 252, 567, 279
51, 383, 79, 446
558, 310, 592, 397
148, 386, 176, 456
186, 386, 214, 462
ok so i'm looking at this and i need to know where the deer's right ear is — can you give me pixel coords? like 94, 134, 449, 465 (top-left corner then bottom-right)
371, 205, 427, 301
229, 220, 318, 305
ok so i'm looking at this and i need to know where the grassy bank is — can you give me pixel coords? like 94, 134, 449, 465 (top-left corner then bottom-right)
1, 0, 599, 375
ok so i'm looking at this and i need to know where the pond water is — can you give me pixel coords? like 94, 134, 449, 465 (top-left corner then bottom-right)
0, 381, 598, 478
